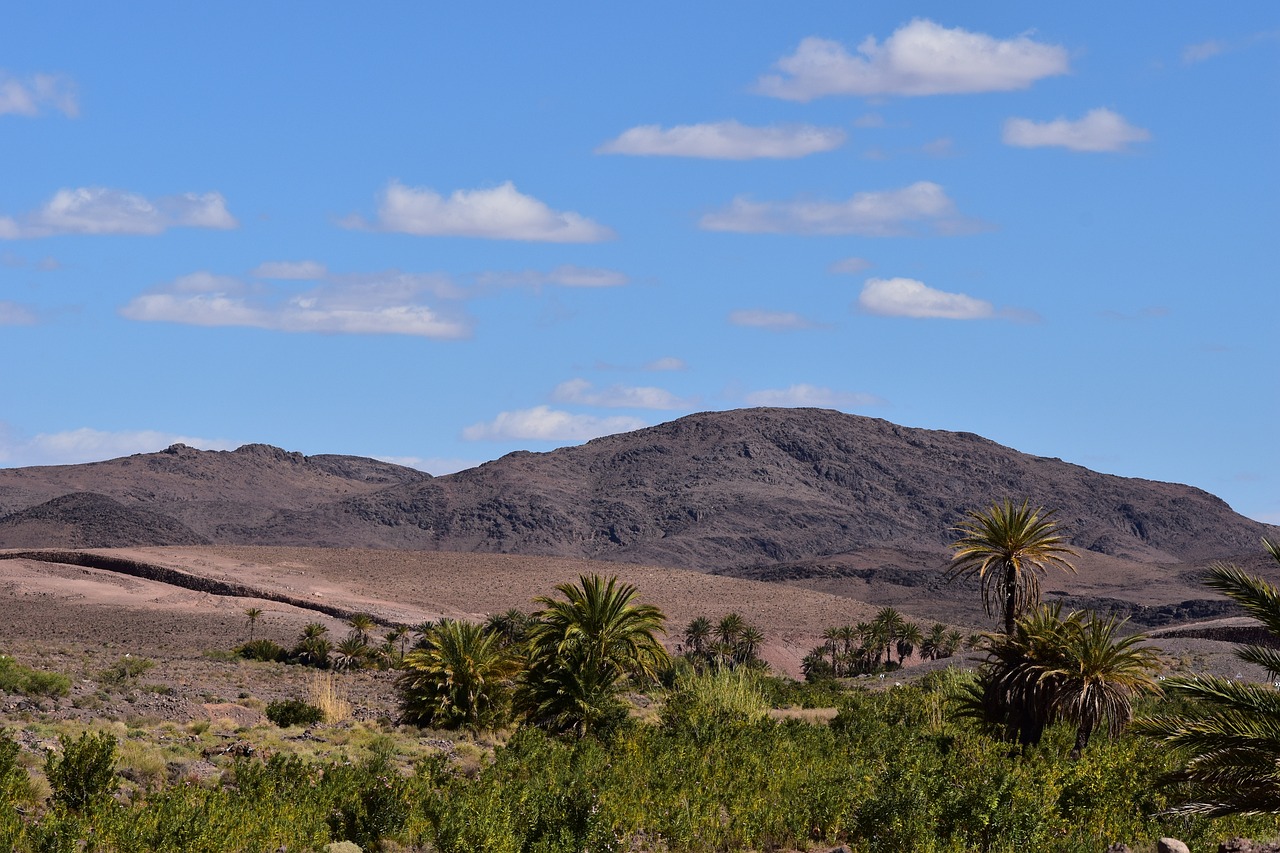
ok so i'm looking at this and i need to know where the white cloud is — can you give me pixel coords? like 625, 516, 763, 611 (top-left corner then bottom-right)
121, 269, 470, 339
645, 356, 687, 371
1003, 108, 1151, 153
701, 181, 976, 236
0, 72, 77, 117
551, 378, 695, 410
853, 113, 886, 128
0, 424, 235, 467
1182, 40, 1227, 64
857, 277, 995, 319
477, 264, 628, 289
346, 180, 614, 243
728, 309, 818, 330
252, 260, 327, 280
0, 301, 37, 325
829, 257, 872, 274
597, 120, 845, 159
0, 187, 237, 238
745, 384, 883, 409
461, 406, 645, 442
756, 19, 1069, 101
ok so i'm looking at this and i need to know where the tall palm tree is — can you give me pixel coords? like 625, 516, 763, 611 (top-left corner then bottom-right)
922, 623, 948, 661
398, 619, 520, 731
244, 607, 263, 642
484, 608, 531, 648
737, 625, 765, 666
716, 612, 745, 648
1135, 539, 1280, 814
872, 607, 905, 667
946, 500, 1077, 634
515, 574, 668, 737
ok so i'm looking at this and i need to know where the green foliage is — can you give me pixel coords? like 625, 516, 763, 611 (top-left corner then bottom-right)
947, 499, 1077, 634
45, 731, 119, 811
516, 574, 668, 737
98, 654, 156, 687
236, 639, 287, 662
265, 698, 325, 728
398, 619, 519, 731
661, 668, 769, 737
1136, 538, 1280, 815
0, 655, 70, 698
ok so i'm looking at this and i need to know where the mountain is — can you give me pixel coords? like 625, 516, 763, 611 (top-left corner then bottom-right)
0, 409, 1270, 577
0, 492, 209, 548
239, 408, 1271, 570
0, 442, 429, 542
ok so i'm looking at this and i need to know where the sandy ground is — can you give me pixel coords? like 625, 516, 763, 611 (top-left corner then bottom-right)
0, 545, 1266, 731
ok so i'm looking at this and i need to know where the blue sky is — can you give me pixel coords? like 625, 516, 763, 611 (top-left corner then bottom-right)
1, 4, 1277, 524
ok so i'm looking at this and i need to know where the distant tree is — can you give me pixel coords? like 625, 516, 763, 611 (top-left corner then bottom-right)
684, 616, 713, 660
946, 500, 1077, 634
737, 625, 765, 667
292, 623, 331, 668
244, 607, 263, 642
872, 608, 906, 668
896, 622, 923, 666
331, 635, 369, 672
716, 613, 746, 648
347, 613, 377, 646
922, 623, 948, 660
484, 609, 532, 648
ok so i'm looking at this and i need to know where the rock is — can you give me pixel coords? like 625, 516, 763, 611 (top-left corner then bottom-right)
1159, 839, 1191, 853
1219, 839, 1280, 853
1106, 845, 1133, 853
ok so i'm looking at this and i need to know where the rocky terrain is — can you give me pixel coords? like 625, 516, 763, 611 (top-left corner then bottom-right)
0, 408, 1274, 633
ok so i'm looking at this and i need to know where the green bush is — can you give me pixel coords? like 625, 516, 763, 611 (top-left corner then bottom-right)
236, 640, 287, 663
45, 731, 119, 812
98, 654, 155, 687
0, 655, 71, 698
265, 698, 324, 728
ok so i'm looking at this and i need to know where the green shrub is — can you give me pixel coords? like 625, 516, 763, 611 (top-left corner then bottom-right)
98, 654, 155, 687
45, 731, 119, 811
237, 640, 287, 663
265, 698, 324, 728
0, 654, 71, 698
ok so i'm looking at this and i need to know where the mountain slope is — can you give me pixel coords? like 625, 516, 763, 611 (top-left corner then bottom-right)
239, 408, 1271, 569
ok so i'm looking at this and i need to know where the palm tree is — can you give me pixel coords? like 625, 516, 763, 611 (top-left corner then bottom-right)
872, 608, 905, 667
484, 609, 531, 648
1135, 539, 1280, 814
684, 616, 713, 660
896, 622, 924, 666
737, 625, 765, 667
515, 574, 668, 737
966, 604, 1159, 753
716, 612, 745, 648
946, 500, 1077, 634
347, 613, 377, 646
398, 619, 520, 731
331, 635, 369, 672
922, 623, 948, 661
244, 607, 263, 642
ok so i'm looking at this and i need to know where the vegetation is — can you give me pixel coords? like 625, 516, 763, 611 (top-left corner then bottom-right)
964, 605, 1161, 755
0, 655, 71, 698
10, 546, 1280, 849
946, 499, 1078, 634
1136, 539, 1280, 815
265, 698, 325, 728
515, 574, 669, 737
398, 619, 520, 731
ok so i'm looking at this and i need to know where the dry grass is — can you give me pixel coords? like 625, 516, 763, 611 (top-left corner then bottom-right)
308, 671, 351, 724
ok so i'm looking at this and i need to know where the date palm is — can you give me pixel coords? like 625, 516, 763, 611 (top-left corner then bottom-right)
346, 613, 377, 646
684, 616, 713, 659
946, 500, 1077, 634
1135, 539, 1280, 814
244, 607, 263, 642
516, 574, 668, 737
967, 605, 1159, 754
398, 619, 520, 731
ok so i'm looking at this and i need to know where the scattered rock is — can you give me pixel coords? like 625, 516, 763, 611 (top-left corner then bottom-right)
1159, 839, 1191, 853
1219, 839, 1280, 853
